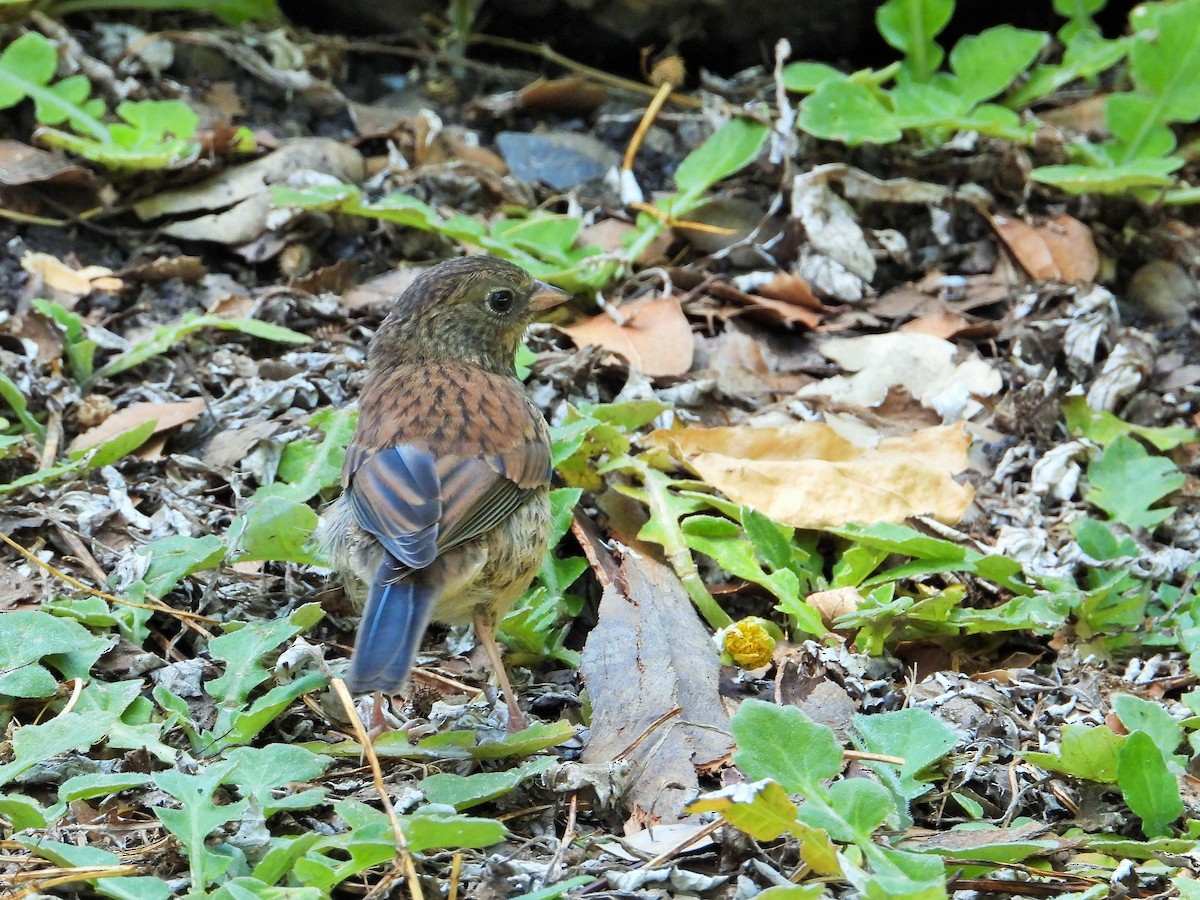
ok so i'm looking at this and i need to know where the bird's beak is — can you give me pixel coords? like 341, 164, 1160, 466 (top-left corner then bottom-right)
529, 280, 569, 311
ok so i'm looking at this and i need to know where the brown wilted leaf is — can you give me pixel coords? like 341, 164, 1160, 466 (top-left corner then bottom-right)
559, 295, 694, 377
581, 549, 732, 823
647, 422, 975, 527
990, 212, 1098, 283
68, 399, 207, 455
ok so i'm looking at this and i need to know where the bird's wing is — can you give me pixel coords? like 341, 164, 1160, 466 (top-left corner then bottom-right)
348, 440, 549, 569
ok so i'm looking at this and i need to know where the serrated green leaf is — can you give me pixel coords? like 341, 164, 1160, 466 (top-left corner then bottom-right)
226, 744, 332, 816
1086, 434, 1185, 528
155, 761, 248, 889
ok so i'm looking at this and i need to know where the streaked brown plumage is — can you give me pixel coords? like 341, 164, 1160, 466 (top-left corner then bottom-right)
322, 255, 566, 730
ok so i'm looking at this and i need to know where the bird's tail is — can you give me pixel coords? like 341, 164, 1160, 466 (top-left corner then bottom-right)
345, 556, 439, 694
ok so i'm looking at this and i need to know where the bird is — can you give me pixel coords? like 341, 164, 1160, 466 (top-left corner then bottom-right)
321, 255, 567, 731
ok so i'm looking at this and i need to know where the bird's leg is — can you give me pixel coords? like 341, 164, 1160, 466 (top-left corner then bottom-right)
473, 611, 526, 733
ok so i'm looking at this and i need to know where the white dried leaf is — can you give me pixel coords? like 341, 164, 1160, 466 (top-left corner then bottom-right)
1029, 440, 1089, 501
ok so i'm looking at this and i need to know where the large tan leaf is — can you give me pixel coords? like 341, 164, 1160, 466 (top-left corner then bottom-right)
647, 423, 974, 527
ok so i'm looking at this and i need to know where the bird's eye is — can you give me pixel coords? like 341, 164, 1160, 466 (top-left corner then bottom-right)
485, 288, 515, 314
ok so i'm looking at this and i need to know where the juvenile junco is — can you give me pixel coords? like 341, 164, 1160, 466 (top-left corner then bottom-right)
322, 255, 566, 730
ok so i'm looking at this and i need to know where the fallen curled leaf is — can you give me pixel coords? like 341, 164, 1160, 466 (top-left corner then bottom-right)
989, 212, 1099, 283
807, 586, 865, 627
800, 332, 1002, 422
647, 422, 975, 527
21, 251, 123, 296
67, 399, 207, 455
0, 139, 98, 189
559, 295, 693, 377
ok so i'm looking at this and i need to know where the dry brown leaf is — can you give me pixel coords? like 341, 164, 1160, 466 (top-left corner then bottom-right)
559, 295, 693, 377
68, 400, 207, 455
21, 251, 123, 296
517, 76, 609, 113
899, 310, 981, 339
990, 212, 1098, 283
1038, 214, 1100, 282
134, 138, 365, 221
647, 422, 975, 527
752, 271, 824, 310
580, 550, 732, 823
807, 586, 865, 627
0, 139, 99, 189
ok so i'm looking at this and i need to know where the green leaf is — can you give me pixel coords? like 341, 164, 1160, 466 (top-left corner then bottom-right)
73, 681, 177, 764
0, 33, 108, 140
1117, 0, 1200, 161
782, 61, 848, 93
732, 699, 844, 794
1112, 694, 1184, 767
274, 407, 357, 501
139, 534, 224, 598
32, 299, 95, 384
0, 709, 119, 788
51, 0, 280, 26
17, 837, 172, 900
826, 778, 895, 838
40, 98, 202, 170
207, 604, 324, 708
0, 792, 48, 831
58, 772, 153, 805
799, 80, 903, 145
876, 0, 954, 82
673, 118, 769, 202
853, 708, 957, 825
226, 744, 332, 816
0, 370, 46, 440
96, 313, 309, 379
1024, 724, 1125, 782
1030, 158, 1181, 194
1086, 434, 1185, 528
155, 761, 249, 889
944, 26, 1046, 106
419, 757, 555, 811
234, 491, 321, 564
0, 610, 108, 699
1117, 730, 1183, 837
1064, 396, 1198, 450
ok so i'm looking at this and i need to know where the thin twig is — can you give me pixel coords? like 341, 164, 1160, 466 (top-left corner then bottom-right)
330, 678, 424, 900
0, 532, 217, 630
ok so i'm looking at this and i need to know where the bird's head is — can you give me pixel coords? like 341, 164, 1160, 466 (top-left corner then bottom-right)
371, 256, 567, 375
